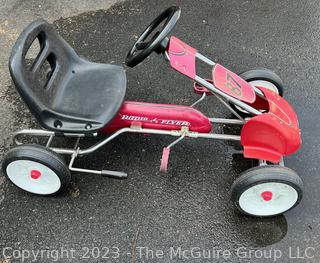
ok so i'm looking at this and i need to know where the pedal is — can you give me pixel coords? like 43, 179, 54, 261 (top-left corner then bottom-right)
160, 147, 170, 173
101, 170, 128, 179
159, 132, 186, 173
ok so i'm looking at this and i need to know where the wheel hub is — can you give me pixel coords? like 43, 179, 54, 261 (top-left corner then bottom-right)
261, 191, 273, 201
30, 169, 42, 180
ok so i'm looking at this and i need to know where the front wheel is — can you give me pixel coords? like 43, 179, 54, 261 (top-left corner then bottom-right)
230, 68, 284, 118
231, 165, 303, 217
2, 144, 72, 195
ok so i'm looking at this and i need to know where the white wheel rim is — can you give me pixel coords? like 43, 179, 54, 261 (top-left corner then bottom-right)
238, 182, 298, 216
7, 160, 61, 195
249, 80, 279, 94
235, 79, 279, 113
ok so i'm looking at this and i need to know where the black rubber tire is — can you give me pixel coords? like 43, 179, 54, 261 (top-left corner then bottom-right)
2, 144, 72, 196
230, 68, 284, 118
231, 165, 303, 217
239, 68, 284, 96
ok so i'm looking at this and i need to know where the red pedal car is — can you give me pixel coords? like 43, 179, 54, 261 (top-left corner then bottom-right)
2, 7, 302, 217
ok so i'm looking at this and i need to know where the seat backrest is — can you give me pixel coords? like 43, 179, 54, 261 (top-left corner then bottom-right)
9, 19, 80, 122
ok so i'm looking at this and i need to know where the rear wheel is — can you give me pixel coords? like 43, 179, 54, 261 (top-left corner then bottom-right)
231, 165, 303, 217
230, 68, 284, 118
2, 144, 72, 195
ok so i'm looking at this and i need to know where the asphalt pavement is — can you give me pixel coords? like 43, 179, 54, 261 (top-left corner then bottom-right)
0, 0, 320, 262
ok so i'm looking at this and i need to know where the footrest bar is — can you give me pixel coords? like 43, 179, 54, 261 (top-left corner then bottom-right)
101, 170, 128, 179
68, 150, 127, 179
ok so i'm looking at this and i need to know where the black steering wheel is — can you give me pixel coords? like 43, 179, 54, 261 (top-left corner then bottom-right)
125, 6, 181, 67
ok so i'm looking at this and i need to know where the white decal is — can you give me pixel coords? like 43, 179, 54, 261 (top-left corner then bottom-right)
121, 115, 190, 126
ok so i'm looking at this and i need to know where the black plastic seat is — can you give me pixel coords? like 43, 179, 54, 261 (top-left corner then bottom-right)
9, 19, 126, 133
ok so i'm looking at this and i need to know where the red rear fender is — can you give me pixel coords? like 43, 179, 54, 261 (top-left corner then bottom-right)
241, 88, 301, 163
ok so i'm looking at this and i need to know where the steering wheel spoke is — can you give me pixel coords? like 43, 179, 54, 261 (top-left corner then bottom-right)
135, 42, 150, 51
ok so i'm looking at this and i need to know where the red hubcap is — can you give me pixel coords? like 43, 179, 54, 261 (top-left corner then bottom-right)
261, 191, 273, 201
30, 169, 42, 180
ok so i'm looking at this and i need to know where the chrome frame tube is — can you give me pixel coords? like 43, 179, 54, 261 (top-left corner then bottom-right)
68, 151, 101, 175
78, 127, 241, 155
167, 134, 186, 149
45, 135, 54, 147
209, 118, 245, 125
259, 157, 285, 167
191, 92, 206, 107
196, 53, 216, 66
13, 126, 241, 157
195, 76, 261, 116
194, 52, 262, 116
14, 129, 54, 143
13, 129, 97, 145
167, 50, 262, 116
213, 93, 245, 121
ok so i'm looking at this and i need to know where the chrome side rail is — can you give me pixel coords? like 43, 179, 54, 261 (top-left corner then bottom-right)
13, 126, 241, 157
209, 118, 245, 125
79, 127, 240, 156
12, 127, 241, 178
13, 129, 97, 145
